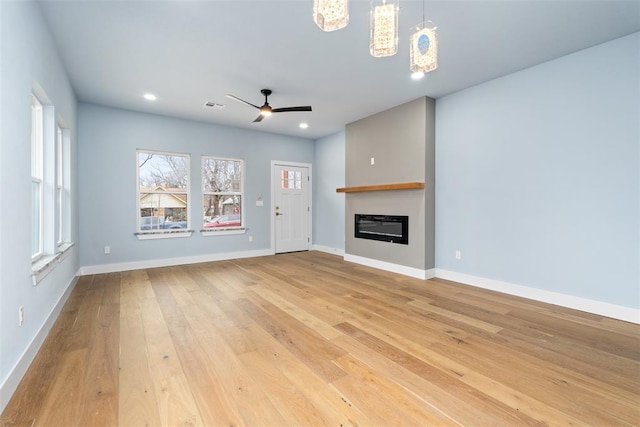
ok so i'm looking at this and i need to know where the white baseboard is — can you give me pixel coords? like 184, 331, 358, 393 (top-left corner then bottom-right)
0, 273, 80, 414
338, 254, 638, 324
311, 244, 345, 256
435, 269, 640, 325
79, 249, 273, 276
344, 253, 435, 280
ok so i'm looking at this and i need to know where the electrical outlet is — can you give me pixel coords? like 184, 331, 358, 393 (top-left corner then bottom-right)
370, 157, 375, 165
19, 306, 24, 326
104, 246, 111, 255
248, 235, 253, 243
455, 250, 461, 260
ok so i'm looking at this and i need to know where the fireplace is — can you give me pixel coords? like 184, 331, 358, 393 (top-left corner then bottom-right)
355, 214, 408, 245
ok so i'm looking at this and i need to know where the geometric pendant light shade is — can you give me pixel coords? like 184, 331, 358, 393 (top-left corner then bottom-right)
370, 0, 399, 57
409, 22, 438, 74
313, 0, 349, 32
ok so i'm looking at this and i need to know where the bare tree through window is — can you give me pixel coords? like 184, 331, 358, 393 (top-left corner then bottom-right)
202, 157, 243, 229
137, 151, 189, 231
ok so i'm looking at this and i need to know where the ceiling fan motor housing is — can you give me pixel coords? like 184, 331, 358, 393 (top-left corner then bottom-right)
225, 88, 312, 123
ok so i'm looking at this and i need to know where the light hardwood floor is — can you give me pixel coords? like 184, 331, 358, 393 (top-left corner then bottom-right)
2, 251, 639, 426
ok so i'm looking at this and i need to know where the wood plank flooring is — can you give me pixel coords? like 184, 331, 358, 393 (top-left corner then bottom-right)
2, 251, 639, 426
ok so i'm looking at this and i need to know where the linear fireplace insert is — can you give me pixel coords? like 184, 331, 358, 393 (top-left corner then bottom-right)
355, 214, 408, 245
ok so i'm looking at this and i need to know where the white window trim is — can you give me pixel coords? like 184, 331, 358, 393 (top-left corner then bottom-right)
136, 149, 192, 239
135, 230, 194, 240
31, 95, 44, 261
201, 228, 247, 236
201, 156, 245, 236
55, 124, 64, 247
31, 254, 57, 285
30, 86, 74, 285
31, 242, 75, 286
61, 125, 72, 245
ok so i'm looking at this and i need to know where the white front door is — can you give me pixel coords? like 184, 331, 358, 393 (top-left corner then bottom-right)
273, 163, 310, 253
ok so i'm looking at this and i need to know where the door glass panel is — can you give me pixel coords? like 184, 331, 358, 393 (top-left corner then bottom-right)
280, 169, 303, 189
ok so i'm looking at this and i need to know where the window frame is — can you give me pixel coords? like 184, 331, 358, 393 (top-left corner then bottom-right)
54, 123, 74, 251
55, 124, 63, 247
135, 149, 193, 240
201, 156, 246, 236
31, 94, 44, 261
31, 91, 75, 286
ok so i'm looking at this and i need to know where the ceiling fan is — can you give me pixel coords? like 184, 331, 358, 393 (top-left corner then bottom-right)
225, 89, 312, 123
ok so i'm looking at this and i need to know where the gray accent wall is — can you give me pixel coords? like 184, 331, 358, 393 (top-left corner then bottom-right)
345, 97, 435, 270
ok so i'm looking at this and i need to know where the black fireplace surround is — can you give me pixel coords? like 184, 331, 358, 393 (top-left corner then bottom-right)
355, 214, 409, 245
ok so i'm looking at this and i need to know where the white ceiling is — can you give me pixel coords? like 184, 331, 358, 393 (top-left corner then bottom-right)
39, 0, 640, 140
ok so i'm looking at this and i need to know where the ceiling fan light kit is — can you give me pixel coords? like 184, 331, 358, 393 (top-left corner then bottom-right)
314, 0, 438, 74
226, 89, 312, 123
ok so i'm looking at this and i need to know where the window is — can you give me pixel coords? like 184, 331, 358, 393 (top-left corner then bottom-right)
56, 125, 63, 246
31, 95, 44, 260
202, 157, 243, 230
54, 124, 72, 248
54, 123, 72, 258
30, 88, 74, 284
281, 169, 303, 189
137, 151, 190, 237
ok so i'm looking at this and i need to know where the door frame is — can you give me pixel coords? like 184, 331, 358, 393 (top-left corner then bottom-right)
270, 160, 313, 254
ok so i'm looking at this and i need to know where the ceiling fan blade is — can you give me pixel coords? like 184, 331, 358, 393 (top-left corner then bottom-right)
225, 94, 260, 109
252, 114, 265, 123
272, 106, 312, 113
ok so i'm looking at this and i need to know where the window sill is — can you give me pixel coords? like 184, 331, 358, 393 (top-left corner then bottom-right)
31, 242, 75, 286
57, 242, 75, 261
201, 227, 246, 236
135, 230, 194, 240
32, 255, 58, 286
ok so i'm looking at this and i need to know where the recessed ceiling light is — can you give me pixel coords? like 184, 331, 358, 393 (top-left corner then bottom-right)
411, 72, 425, 80
143, 93, 157, 101
299, 122, 309, 129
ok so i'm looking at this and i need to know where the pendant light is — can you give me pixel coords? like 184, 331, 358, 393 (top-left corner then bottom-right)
370, 0, 399, 57
409, 22, 438, 75
313, 0, 349, 32
409, 0, 438, 75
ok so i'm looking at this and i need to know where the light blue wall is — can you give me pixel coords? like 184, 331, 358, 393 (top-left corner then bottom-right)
0, 0, 78, 405
435, 33, 639, 308
313, 131, 345, 251
78, 103, 315, 267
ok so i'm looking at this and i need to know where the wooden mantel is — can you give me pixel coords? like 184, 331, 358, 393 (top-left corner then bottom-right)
336, 182, 425, 193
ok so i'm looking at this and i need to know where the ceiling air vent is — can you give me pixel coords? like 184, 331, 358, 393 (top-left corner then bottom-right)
204, 102, 225, 110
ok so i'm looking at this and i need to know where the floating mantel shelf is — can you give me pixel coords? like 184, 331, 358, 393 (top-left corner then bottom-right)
336, 182, 425, 193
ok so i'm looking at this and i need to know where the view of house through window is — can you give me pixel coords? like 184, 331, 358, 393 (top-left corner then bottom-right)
202, 157, 243, 229
137, 151, 189, 231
